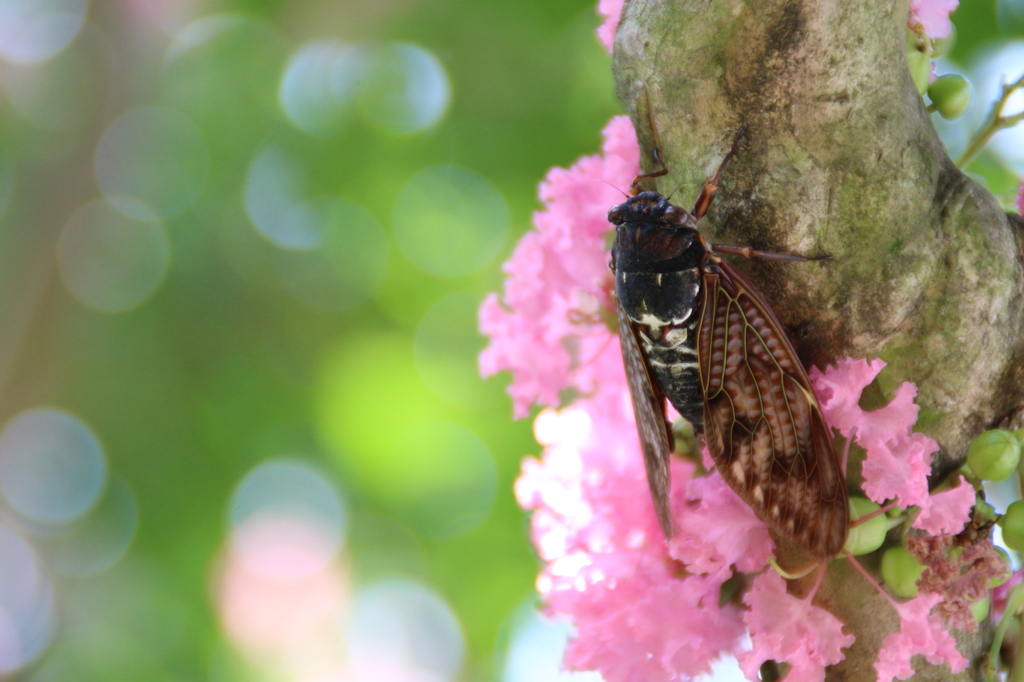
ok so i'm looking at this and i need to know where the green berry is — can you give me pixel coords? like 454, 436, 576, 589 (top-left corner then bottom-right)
992, 546, 1012, 588
998, 500, 1024, 553
966, 429, 1021, 482
844, 497, 887, 556
927, 74, 973, 120
972, 596, 991, 624
881, 545, 925, 598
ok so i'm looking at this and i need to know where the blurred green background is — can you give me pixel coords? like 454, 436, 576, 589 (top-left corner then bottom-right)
0, 1, 1019, 681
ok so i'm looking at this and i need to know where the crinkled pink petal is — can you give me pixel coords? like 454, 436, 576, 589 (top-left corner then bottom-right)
669, 470, 774, 577
875, 592, 967, 681
860, 432, 936, 509
739, 572, 854, 682
908, 0, 958, 39
562, 572, 744, 681
596, 0, 624, 52
912, 476, 976, 535
810, 360, 936, 511
808, 358, 886, 436
479, 116, 639, 419
518, 397, 746, 682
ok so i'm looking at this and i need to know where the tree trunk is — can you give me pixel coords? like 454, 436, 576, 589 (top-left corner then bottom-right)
612, 0, 1024, 679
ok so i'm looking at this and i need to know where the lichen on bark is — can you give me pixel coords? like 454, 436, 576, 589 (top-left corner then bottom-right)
612, 0, 1024, 679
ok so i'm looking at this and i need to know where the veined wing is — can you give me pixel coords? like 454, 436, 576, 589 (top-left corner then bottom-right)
697, 258, 848, 559
617, 303, 675, 538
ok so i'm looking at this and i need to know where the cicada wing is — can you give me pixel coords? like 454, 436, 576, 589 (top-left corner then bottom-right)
617, 302, 674, 538
698, 259, 848, 560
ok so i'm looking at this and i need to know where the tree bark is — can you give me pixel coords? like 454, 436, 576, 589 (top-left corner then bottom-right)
612, 0, 1024, 679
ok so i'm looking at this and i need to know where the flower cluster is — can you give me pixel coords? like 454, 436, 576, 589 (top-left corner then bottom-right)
480, 116, 993, 681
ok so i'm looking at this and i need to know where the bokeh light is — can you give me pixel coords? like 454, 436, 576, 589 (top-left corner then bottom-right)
41, 476, 138, 577
358, 43, 450, 135
392, 165, 509, 276
383, 419, 497, 537
57, 197, 170, 313
0, 0, 87, 65
317, 335, 496, 536
3, 28, 103, 132
0, 525, 56, 673
414, 292, 492, 408
218, 518, 347, 661
228, 458, 347, 568
163, 14, 285, 147
245, 142, 324, 249
219, 459, 349, 664
345, 578, 465, 682
0, 408, 106, 525
280, 40, 364, 137
273, 198, 389, 310
94, 106, 210, 218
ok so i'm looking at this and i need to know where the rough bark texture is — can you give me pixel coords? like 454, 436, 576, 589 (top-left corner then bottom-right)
612, 0, 1024, 680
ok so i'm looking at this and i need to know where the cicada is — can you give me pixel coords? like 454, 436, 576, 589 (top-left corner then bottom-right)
609, 132, 849, 560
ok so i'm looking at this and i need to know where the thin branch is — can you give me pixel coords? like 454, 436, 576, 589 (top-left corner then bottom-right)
956, 73, 1024, 169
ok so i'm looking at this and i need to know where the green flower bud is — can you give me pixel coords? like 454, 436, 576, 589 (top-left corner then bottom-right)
845, 497, 887, 556
927, 74, 973, 120
966, 429, 1021, 482
998, 500, 1024, 553
992, 546, 1012, 588
972, 596, 991, 624
907, 49, 931, 96
881, 545, 925, 598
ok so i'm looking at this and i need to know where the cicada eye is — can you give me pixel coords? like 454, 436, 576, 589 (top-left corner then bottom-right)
664, 205, 689, 224
608, 205, 623, 224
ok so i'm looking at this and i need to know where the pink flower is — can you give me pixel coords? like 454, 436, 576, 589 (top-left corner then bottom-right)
912, 476, 976, 535
596, 0, 624, 52
809, 359, 973, 536
908, 0, 958, 39
739, 572, 854, 682
518, 397, 748, 681
485, 106, 981, 681
874, 592, 967, 681
479, 116, 638, 418
669, 469, 774, 578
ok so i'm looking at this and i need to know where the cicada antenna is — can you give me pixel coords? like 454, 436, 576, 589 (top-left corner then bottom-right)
602, 180, 631, 199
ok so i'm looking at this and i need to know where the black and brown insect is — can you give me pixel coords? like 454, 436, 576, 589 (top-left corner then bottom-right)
609, 132, 849, 561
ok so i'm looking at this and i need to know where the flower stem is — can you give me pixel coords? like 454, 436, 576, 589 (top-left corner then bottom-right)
845, 551, 901, 611
852, 500, 900, 527
956, 73, 1024, 169
988, 583, 1024, 681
